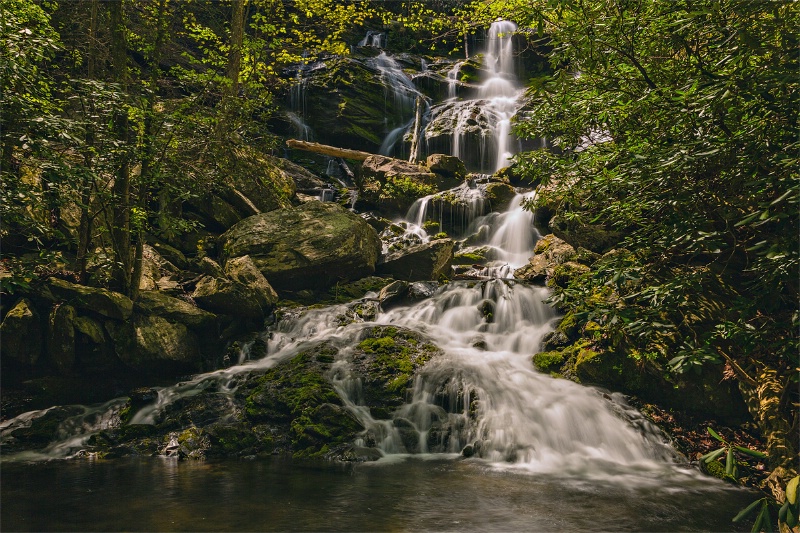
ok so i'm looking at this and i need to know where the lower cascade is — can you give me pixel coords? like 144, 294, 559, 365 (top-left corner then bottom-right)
2, 186, 684, 485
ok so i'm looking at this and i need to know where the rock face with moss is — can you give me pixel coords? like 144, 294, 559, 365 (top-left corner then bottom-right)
8, 326, 443, 461
184, 149, 297, 235
283, 57, 411, 153
219, 201, 382, 292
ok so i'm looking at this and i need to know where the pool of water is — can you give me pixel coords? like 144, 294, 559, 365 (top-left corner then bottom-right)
2, 455, 755, 532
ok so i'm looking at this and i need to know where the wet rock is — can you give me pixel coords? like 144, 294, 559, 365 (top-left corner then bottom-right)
0, 298, 43, 367
379, 280, 410, 309
377, 239, 454, 281
484, 182, 517, 212
219, 202, 381, 292
547, 261, 591, 289
353, 326, 441, 416
48, 278, 133, 320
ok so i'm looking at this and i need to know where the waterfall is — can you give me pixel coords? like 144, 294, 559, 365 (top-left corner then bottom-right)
423, 20, 523, 172
446, 61, 463, 100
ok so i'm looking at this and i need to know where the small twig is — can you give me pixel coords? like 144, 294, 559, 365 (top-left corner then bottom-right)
716, 347, 758, 387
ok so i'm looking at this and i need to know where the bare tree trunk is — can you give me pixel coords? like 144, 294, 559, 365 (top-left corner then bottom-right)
76, 0, 100, 282
286, 139, 374, 161
408, 96, 424, 163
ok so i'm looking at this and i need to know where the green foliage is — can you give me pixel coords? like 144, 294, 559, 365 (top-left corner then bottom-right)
699, 427, 766, 483
483, 0, 799, 392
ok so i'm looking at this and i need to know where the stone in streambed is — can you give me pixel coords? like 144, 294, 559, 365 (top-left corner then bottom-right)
376, 239, 454, 282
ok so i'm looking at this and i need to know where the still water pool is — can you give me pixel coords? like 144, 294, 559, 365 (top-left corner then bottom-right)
2, 455, 754, 532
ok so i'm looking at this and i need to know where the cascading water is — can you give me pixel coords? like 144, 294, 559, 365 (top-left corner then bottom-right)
423, 20, 523, 172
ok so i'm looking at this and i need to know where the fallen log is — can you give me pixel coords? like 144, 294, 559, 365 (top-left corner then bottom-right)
286, 139, 374, 161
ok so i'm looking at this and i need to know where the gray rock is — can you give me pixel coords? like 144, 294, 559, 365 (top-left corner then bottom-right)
1, 298, 42, 366
219, 202, 381, 291
378, 280, 410, 309
377, 239, 454, 281
134, 291, 217, 330
48, 278, 133, 320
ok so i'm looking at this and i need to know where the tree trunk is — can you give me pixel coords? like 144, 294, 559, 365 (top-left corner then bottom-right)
110, 0, 132, 295
408, 96, 424, 164
739, 366, 798, 502
226, 0, 246, 97
286, 139, 374, 161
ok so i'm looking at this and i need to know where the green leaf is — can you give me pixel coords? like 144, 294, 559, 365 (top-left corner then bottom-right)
751, 503, 767, 533
787, 476, 800, 505
700, 448, 726, 462
725, 448, 734, 476
734, 446, 767, 459
733, 498, 763, 522
707, 427, 724, 442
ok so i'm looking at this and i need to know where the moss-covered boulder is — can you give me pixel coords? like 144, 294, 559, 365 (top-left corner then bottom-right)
240, 347, 362, 458
514, 234, 578, 284
47, 278, 133, 320
106, 314, 202, 375
484, 182, 517, 212
219, 201, 381, 292
425, 154, 467, 180
377, 239, 454, 281
352, 326, 441, 418
0, 298, 43, 368
134, 291, 217, 330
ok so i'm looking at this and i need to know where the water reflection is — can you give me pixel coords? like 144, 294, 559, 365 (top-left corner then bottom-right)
3, 457, 755, 532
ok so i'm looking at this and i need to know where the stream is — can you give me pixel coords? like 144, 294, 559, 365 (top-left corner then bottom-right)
2, 456, 753, 532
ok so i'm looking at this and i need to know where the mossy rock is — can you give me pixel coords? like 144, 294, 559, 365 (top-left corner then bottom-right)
532, 350, 568, 373
239, 346, 363, 458
353, 326, 441, 415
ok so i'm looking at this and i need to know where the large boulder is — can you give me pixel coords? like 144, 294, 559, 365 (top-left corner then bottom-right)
106, 314, 202, 375
377, 239, 454, 281
48, 278, 133, 320
134, 291, 218, 331
219, 202, 381, 292
191, 256, 278, 321
1, 298, 43, 367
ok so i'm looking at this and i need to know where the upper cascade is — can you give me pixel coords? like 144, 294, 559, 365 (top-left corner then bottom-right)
421, 20, 524, 173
